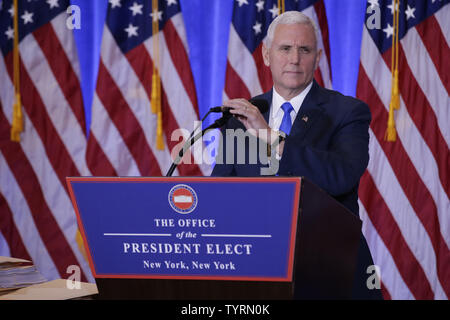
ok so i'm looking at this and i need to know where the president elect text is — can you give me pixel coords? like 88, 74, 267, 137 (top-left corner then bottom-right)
123, 242, 252, 255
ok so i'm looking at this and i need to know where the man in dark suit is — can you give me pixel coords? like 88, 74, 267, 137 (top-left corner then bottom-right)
212, 82, 371, 215
211, 11, 382, 299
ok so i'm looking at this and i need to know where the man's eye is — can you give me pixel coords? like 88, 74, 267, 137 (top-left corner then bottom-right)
300, 47, 311, 54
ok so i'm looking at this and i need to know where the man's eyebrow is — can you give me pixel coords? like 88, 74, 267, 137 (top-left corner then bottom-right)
277, 44, 313, 49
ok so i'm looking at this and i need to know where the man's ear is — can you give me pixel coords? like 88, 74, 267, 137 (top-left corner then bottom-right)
262, 43, 270, 67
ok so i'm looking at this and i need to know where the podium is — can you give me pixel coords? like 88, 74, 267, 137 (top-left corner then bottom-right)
67, 177, 361, 300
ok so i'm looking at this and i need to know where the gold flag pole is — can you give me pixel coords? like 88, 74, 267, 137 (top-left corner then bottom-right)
151, 0, 164, 150
11, 0, 23, 142
277, 0, 285, 15
385, 0, 400, 142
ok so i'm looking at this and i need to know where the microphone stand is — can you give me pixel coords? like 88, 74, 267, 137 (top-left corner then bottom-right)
165, 113, 231, 177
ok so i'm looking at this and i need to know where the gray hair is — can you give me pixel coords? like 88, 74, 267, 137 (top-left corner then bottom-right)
264, 11, 320, 49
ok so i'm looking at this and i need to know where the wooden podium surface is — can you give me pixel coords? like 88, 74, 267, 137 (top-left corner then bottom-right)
0, 279, 98, 300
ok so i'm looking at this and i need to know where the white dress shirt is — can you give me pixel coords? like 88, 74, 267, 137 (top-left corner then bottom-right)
268, 81, 313, 132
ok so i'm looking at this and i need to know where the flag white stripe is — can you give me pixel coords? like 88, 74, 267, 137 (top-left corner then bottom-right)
0, 58, 14, 122
227, 25, 264, 95
99, 26, 176, 175
361, 27, 450, 248
50, 13, 81, 80
19, 33, 90, 176
434, 5, 450, 46
0, 232, 10, 257
0, 153, 60, 281
401, 28, 450, 147
90, 93, 141, 176
367, 128, 447, 299
359, 201, 415, 300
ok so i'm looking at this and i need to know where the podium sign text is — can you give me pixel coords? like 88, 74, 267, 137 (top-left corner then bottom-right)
67, 177, 301, 282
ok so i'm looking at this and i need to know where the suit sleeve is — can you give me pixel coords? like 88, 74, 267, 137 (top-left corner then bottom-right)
281, 101, 371, 196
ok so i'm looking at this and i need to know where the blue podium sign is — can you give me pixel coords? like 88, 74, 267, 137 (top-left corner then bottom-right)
67, 177, 301, 282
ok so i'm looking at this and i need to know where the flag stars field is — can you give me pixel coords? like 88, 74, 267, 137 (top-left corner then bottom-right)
129, 1, 143, 16
21, 10, 34, 25
46, 0, 60, 9
125, 23, 139, 38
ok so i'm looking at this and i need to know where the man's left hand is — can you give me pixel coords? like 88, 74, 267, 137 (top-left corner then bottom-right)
224, 98, 271, 142
224, 98, 286, 157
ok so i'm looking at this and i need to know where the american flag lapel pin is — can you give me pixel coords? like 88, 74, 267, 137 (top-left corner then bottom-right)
302, 116, 308, 123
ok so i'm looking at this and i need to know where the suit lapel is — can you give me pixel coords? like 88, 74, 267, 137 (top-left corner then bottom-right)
289, 81, 327, 139
254, 82, 328, 139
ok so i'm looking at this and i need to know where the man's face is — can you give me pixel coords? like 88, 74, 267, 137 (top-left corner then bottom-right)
262, 23, 321, 99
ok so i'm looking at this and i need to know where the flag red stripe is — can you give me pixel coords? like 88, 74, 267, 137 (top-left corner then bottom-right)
163, 20, 200, 118
96, 60, 162, 176
253, 42, 272, 93
86, 133, 118, 176
314, 0, 332, 79
380, 281, 392, 300
32, 23, 86, 133
387, 45, 449, 198
4, 53, 81, 191
225, 60, 252, 100
359, 170, 434, 299
414, 15, 450, 94
0, 191, 32, 261
125, 45, 202, 176
0, 108, 87, 282
358, 66, 449, 296
314, 68, 325, 88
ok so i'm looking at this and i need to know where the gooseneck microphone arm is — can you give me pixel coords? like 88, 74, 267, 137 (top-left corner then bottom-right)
165, 99, 268, 177
165, 111, 232, 177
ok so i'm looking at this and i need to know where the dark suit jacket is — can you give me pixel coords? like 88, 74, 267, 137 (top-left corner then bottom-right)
211, 80, 371, 215
211, 81, 382, 299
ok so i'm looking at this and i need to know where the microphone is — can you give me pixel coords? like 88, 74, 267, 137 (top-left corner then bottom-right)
165, 98, 270, 176
209, 106, 231, 113
207, 98, 269, 130
209, 98, 269, 115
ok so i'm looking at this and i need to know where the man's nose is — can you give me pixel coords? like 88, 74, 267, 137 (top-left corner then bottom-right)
288, 50, 300, 64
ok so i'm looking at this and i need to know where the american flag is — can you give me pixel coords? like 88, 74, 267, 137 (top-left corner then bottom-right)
357, 0, 449, 299
0, 0, 93, 282
224, 0, 332, 101
86, 0, 210, 177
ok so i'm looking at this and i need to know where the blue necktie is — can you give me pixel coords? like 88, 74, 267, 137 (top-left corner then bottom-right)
279, 102, 294, 135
